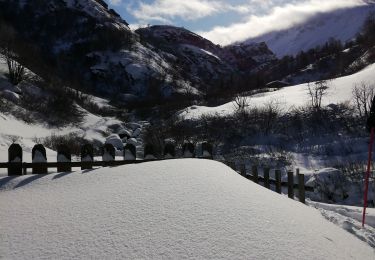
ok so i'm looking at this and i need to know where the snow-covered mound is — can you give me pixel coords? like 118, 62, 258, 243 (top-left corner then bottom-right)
246, 3, 375, 57
181, 63, 375, 119
0, 159, 373, 259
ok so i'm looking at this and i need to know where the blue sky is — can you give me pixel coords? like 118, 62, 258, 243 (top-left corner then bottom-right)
106, 0, 367, 45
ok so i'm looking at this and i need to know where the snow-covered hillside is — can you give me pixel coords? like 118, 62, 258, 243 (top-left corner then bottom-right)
180, 63, 375, 119
246, 3, 375, 57
136, 25, 276, 79
0, 159, 373, 259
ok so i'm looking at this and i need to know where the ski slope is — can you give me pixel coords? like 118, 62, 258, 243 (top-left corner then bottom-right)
0, 159, 373, 259
180, 63, 375, 120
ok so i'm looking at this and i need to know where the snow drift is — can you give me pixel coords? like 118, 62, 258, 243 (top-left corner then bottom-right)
0, 159, 373, 259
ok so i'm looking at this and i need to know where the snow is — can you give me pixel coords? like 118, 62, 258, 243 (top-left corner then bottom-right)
57, 154, 70, 163
131, 128, 141, 138
124, 150, 136, 160
127, 137, 138, 146
102, 151, 114, 162
0, 159, 373, 259
144, 154, 156, 160
180, 44, 221, 61
181, 63, 375, 120
183, 150, 194, 158
32, 150, 46, 163
81, 154, 93, 162
10, 157, 21, 163
105, 134, 123, 150
309, 201, 375, 247
203, 150, 212, 158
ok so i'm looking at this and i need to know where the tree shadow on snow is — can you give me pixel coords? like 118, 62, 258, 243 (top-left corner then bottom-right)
81, 169, 95, 174
14, 174, 47, 189
0, 176, 18, 189
53, 171, 73, 179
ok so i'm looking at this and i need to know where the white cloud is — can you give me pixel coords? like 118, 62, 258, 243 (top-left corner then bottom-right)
108, 0, 122, 6
199, 0, 368, 45
129, 0, 254, 23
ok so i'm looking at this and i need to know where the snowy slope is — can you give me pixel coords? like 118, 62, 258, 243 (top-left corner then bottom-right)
246, 4, 375, 58
0, 159, 374, 259
180, 63, 375, 119
308, 201, 375, 247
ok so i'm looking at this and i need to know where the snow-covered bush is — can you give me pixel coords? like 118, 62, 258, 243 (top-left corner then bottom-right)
105, 134, 123, 150
308, 168, 350, 202
127, 138, 138, 146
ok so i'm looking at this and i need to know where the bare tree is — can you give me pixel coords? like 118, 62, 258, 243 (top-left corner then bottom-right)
0, 24, 25, 85
307, 80, 329, 110
352, 82, 375, 118
233, 94, 249, 112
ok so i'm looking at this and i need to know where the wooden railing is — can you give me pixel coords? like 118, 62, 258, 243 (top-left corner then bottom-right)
1, 142, 313, 204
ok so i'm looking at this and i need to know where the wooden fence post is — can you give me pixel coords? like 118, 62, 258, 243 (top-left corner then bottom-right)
57, 144, 72, 172
81, 144, 94, 170
182, 142, 195, 158
240, 164, 246, 177
164, 143, 175, 159
252, 166, 258, 184
288, 171, 294, 199
298, 169, 305, 203
124, 144, 136, 161
275, 170, 281, 194
264, 168, 270, 189
144, 144, 156, 160
102, 143, 115, 162
32, 144, 47, 174
8, 143, 23, 176
201, 142, 213, 159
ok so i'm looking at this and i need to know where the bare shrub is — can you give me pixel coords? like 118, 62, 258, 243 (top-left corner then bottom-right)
233, 94, 249, 112
352, 82, 375, 118
258, 99, 283, 135
34, 132, 87, 156
307, 80, 329, 110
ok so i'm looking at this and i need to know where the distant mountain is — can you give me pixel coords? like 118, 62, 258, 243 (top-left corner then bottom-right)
0, 1, 276, 103
136, 25, 276, 82
245, 3, 375, 58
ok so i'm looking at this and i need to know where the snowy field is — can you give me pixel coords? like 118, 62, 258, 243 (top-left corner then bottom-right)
180, 63, 375, 120
0, 159, 374, 259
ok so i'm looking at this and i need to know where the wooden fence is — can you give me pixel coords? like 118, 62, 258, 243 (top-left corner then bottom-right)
1, 142, 313, 203
224, 162, 310, 203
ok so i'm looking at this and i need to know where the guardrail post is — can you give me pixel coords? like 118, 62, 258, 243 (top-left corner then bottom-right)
288, 171, 294, 199
32, 144, 47, 174
102, 143, 115, 162
240, 164, 246, 177
8, 143, 23, 176
57, 144, 71, 172
124, 144, 136, 161
164, 143, 175, 159
275, 170, 281, 194
81, 144, 94, 170
298, 169, 305, 203
144, 144, 156, 160
182, 142, 195, 158
264, 167, 270, 189
201, 142, 213, 159
252, 166, 259, 184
